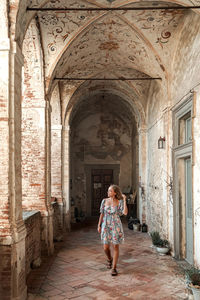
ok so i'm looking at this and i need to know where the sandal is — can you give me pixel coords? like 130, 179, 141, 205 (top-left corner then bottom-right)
107, 258, 113, 269
111, 268, 118, 276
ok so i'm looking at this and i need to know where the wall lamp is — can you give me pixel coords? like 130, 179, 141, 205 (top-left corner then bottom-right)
158, 136, 165, 149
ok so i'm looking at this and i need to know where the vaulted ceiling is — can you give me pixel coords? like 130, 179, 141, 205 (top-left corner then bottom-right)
19, 0, 200, 124
35, 0, 187, 86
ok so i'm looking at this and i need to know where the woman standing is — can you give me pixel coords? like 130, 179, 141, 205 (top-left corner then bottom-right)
97, 185, 128, 276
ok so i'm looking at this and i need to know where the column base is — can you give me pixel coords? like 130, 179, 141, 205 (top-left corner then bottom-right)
64, 210, 71, 232
41, 213, 54, 255
0, 236, 27, 300
12, 286, 27, 300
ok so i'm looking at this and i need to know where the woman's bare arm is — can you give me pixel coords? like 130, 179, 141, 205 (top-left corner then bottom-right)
97, 213, 104, 233
122, 194, 128, 216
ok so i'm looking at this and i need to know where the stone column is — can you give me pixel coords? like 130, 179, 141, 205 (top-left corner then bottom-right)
44, 100, 54, 255
138, 127, 147, 223
62, 125, 71, 231
0, 39, 27, 300
51, 124, 63, 226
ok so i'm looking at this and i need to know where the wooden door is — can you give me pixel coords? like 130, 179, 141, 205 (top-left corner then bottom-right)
91, 169, 113, 216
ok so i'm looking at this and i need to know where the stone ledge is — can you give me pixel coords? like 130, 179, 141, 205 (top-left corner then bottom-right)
23, 210, 40, 221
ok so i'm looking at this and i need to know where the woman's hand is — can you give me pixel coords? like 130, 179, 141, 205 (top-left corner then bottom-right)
97, 225, 101, 233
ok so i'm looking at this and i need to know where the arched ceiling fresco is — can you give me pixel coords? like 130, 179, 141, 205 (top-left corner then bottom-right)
17, 0, 200, 123
33, 0, 188, 88
16, 0, 200, 47
19, 0, 198, 80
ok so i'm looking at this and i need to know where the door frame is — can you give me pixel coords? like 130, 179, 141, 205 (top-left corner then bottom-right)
85, 164, 120, 217
173, 146, 193, 259
172, 95, 193, 260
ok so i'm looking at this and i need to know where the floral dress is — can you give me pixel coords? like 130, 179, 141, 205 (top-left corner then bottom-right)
100, 199, 124, 245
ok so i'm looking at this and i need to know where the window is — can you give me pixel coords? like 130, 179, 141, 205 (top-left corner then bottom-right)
178, 111, 192, 145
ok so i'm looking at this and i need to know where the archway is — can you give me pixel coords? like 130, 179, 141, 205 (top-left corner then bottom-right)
69, 92, 138, 221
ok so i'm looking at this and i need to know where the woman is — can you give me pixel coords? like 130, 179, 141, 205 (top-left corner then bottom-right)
97, 185, 128, 276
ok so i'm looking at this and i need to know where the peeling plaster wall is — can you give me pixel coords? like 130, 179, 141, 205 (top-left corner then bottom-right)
171, 12, 200, 266
171, 12, 200, 104
146, 115, 169, 237
0, 1, 8, 38
145, 81, 170, 239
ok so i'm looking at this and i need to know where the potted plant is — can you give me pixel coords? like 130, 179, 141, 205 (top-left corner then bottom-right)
185, 267, 200, 300
150, 231, 170, 255
133, 219, 140, 231
150, 231, 160, 247
155, 238, 170, 255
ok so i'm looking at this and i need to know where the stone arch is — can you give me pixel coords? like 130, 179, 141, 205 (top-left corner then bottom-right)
64, 80, 146, 129
59, 76, 147, 224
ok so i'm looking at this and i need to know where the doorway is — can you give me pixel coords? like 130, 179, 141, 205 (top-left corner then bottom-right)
85, 164, 120, 217
91, 169, 113, 216
175, 155, 193, 263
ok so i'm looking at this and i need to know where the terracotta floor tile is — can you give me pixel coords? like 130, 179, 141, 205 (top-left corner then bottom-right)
41, 288, 62, 297
48, 295, 66, 300
27, 219, 188, 300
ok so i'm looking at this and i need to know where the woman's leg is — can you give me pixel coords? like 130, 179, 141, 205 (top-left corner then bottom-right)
113, 244, 119, 269
104, 244, 112, 261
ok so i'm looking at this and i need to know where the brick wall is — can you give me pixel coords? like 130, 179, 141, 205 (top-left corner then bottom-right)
23, 211, 41, 275
22, 19, 47, 213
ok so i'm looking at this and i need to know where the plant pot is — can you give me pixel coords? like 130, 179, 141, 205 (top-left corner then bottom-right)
133, 224, 140, 231
156, 246, 169, 255
191, 286, 200, 300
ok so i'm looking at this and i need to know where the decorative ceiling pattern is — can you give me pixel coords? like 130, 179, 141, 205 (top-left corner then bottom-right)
47, 13, 163, 80
17, 0, 200, 122
30, 0, 191, 94
118, 6, 185, 62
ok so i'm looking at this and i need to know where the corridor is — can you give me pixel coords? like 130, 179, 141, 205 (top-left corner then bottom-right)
27, 220, 188, 300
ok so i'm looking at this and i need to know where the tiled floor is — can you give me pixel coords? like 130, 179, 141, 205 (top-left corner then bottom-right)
27, 218, 189, 300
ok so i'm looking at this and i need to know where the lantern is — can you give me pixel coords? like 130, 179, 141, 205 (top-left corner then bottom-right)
158, 136, 165, 149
